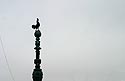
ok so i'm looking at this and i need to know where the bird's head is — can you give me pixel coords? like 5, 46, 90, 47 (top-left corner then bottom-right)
37, 18, 39, 22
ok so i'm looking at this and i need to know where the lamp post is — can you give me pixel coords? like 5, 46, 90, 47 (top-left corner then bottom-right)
32, 18, 43, 81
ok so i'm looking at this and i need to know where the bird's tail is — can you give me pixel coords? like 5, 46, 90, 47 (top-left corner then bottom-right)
32, 25, 36, 29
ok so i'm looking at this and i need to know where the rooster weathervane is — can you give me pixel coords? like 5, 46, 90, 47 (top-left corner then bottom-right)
32, 18, 40, 30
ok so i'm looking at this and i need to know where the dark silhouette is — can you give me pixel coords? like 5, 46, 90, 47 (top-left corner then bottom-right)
32, 18, 43, 81
32, 18, 40, 29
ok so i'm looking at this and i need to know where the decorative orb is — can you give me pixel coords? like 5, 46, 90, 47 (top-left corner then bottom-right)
34, 30, 41, 37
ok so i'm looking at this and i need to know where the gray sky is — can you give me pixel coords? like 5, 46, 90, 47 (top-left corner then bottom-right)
0, 0, 125, 81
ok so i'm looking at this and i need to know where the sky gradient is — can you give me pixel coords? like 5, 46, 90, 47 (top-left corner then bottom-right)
0, 0, 125, 81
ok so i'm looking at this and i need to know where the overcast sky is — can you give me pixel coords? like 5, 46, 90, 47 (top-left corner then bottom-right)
0, 0, 125, 81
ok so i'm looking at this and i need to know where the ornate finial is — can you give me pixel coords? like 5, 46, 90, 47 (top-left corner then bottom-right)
32, 18, 43, 81
32, 18, 40, 29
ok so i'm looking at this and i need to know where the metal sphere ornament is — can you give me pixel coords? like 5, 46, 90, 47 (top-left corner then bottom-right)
34, 30, 41, 38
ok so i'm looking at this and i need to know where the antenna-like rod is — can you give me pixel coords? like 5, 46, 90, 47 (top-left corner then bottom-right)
32, 18, 43, 81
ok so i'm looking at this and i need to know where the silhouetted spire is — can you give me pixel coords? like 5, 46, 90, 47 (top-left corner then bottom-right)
32, 18, 43, 81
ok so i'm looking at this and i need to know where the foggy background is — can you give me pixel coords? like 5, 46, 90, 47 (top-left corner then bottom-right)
0, 0, 125, 81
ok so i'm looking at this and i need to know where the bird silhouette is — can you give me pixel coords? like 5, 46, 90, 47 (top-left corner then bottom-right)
32, 18, 40, 29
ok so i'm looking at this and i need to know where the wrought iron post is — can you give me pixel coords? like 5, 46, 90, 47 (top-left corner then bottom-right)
32, 18, 43, 81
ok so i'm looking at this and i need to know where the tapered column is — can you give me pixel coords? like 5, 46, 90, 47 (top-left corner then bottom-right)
32, 18, 43, 81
